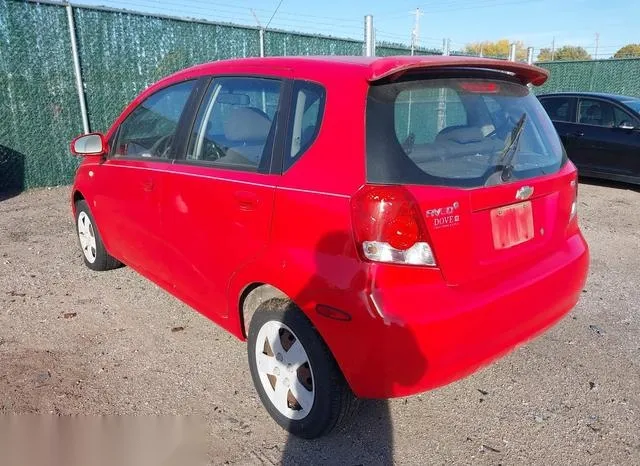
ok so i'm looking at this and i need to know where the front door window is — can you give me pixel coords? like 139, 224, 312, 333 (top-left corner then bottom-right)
113, 80, 195, 159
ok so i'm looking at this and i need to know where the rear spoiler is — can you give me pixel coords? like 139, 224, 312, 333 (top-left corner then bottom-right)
367, 56, 549, 86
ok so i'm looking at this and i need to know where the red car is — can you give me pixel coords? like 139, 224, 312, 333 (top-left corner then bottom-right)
70, 56, 589, 438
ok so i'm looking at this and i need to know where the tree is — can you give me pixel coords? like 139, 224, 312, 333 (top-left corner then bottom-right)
614, 44, 640, 59
537, 45, 591, 62
464, 39, 527, 60
537, 48, 554, 61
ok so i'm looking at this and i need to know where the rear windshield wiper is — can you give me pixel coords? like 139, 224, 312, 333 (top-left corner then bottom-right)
498, 113, 527, 182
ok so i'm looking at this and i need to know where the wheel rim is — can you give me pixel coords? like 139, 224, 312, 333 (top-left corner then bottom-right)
254, 320, 315, 420
77, 211, 97, 263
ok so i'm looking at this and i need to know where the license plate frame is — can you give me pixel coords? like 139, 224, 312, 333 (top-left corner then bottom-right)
490, 201, 534, 250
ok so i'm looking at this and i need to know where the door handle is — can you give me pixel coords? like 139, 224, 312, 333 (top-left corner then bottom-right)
572, 131, 584, 138
234, 190, 258, 210
142, 179, 154, 192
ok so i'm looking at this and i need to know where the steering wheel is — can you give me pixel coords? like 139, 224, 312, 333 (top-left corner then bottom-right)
202, 139, 227, 161
149, 133, 174, 158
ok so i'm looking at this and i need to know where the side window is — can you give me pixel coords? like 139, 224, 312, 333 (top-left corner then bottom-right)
612, 106, 636, 127
286, 81, 325, 170
186, 77, 282, 172
113, 80, 195, 159
578, 99, 617, 127
540, 97, 573, 122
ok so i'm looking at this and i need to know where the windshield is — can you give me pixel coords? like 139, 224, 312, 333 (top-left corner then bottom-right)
366, 75, 566, 188
623, 99, 640, 113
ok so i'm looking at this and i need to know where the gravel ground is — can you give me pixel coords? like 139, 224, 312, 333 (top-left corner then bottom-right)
0, 181, 638, 465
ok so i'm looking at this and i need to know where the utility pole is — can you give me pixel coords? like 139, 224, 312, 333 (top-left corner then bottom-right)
595, 32, 600, 59
442, 38, 450, 56
551, 37, 555, 61
508, 42, 517, 61
410, 7, 423, 56
364, 15, 375, 56
250, 8, 266, 112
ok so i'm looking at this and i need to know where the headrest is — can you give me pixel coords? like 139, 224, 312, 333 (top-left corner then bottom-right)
223, 107, 271, 142
436, 126, 484, 144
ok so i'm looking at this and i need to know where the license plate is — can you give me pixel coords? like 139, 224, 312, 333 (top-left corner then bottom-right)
490, 201, 534, 250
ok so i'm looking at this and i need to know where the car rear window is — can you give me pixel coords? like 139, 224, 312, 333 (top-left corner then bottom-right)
366, 73, 566, 187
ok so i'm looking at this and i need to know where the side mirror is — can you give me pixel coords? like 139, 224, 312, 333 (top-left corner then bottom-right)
70, 133, 107, 156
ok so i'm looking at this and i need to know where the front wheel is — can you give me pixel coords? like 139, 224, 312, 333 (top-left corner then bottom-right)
75, 200, 120, 271
247, 301, 356, 439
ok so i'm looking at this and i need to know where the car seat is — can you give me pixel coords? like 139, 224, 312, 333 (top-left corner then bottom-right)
581, 104, 603, 126
218, 107, 272, 167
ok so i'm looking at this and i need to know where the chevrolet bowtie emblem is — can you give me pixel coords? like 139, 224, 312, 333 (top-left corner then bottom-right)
515, 185, 534, 200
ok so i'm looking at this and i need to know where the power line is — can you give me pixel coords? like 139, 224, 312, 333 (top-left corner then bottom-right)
265, 0, 284, 29
379, 0, 541, 17
81, 0, 363, 27
79, 0, 364, 36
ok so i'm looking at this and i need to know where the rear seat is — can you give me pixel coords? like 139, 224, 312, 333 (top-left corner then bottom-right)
409, 126, 503, 164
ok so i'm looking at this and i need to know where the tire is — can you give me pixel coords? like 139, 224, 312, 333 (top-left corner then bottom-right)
247, 300, 356, 439
75, 200, 120, 271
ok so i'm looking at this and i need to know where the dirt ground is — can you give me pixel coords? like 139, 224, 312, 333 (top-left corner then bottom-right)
0, 181, 638, 465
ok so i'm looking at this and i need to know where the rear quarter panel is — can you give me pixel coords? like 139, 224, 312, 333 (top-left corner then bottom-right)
226, 74, 375, 357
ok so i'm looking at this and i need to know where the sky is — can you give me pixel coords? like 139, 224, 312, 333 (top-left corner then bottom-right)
77, 0, 639, 58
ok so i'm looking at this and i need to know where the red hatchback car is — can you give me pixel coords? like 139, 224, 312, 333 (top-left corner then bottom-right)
70, 56, 589, 438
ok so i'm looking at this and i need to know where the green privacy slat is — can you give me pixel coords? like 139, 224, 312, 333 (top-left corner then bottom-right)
263, 30, 362, 56
535, 59, 640, 98
73, 8, 262, 134
0, 0, 82, 190
2, 0, 639, 190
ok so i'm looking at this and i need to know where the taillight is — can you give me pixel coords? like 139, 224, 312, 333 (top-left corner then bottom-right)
351, 185, 436, 266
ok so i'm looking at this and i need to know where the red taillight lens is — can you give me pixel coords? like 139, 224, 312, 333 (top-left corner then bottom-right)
351, 185, 436, 266
382, 203, 420, 250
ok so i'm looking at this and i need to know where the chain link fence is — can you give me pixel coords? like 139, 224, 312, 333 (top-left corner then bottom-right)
1, 0, 83, 191
535, 59, 640, 97
1, 0, 640, 191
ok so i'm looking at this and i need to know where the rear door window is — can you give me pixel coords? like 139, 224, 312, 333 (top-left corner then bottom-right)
186, 77, 282, 172
366, 75, 566, 188
540, 97, 575, 123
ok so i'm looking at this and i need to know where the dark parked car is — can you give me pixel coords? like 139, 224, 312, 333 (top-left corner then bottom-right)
538, 92, 640, 184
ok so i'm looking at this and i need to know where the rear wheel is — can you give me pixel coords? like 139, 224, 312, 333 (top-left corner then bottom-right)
247, 301, 356, 439
75, 200, 120, 271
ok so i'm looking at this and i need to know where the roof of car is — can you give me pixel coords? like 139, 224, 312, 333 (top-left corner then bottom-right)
538, 91, 640, 103
165, 55, 549, 86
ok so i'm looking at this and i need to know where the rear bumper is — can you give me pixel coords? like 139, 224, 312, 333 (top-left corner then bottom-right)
342, 233, 589, 398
